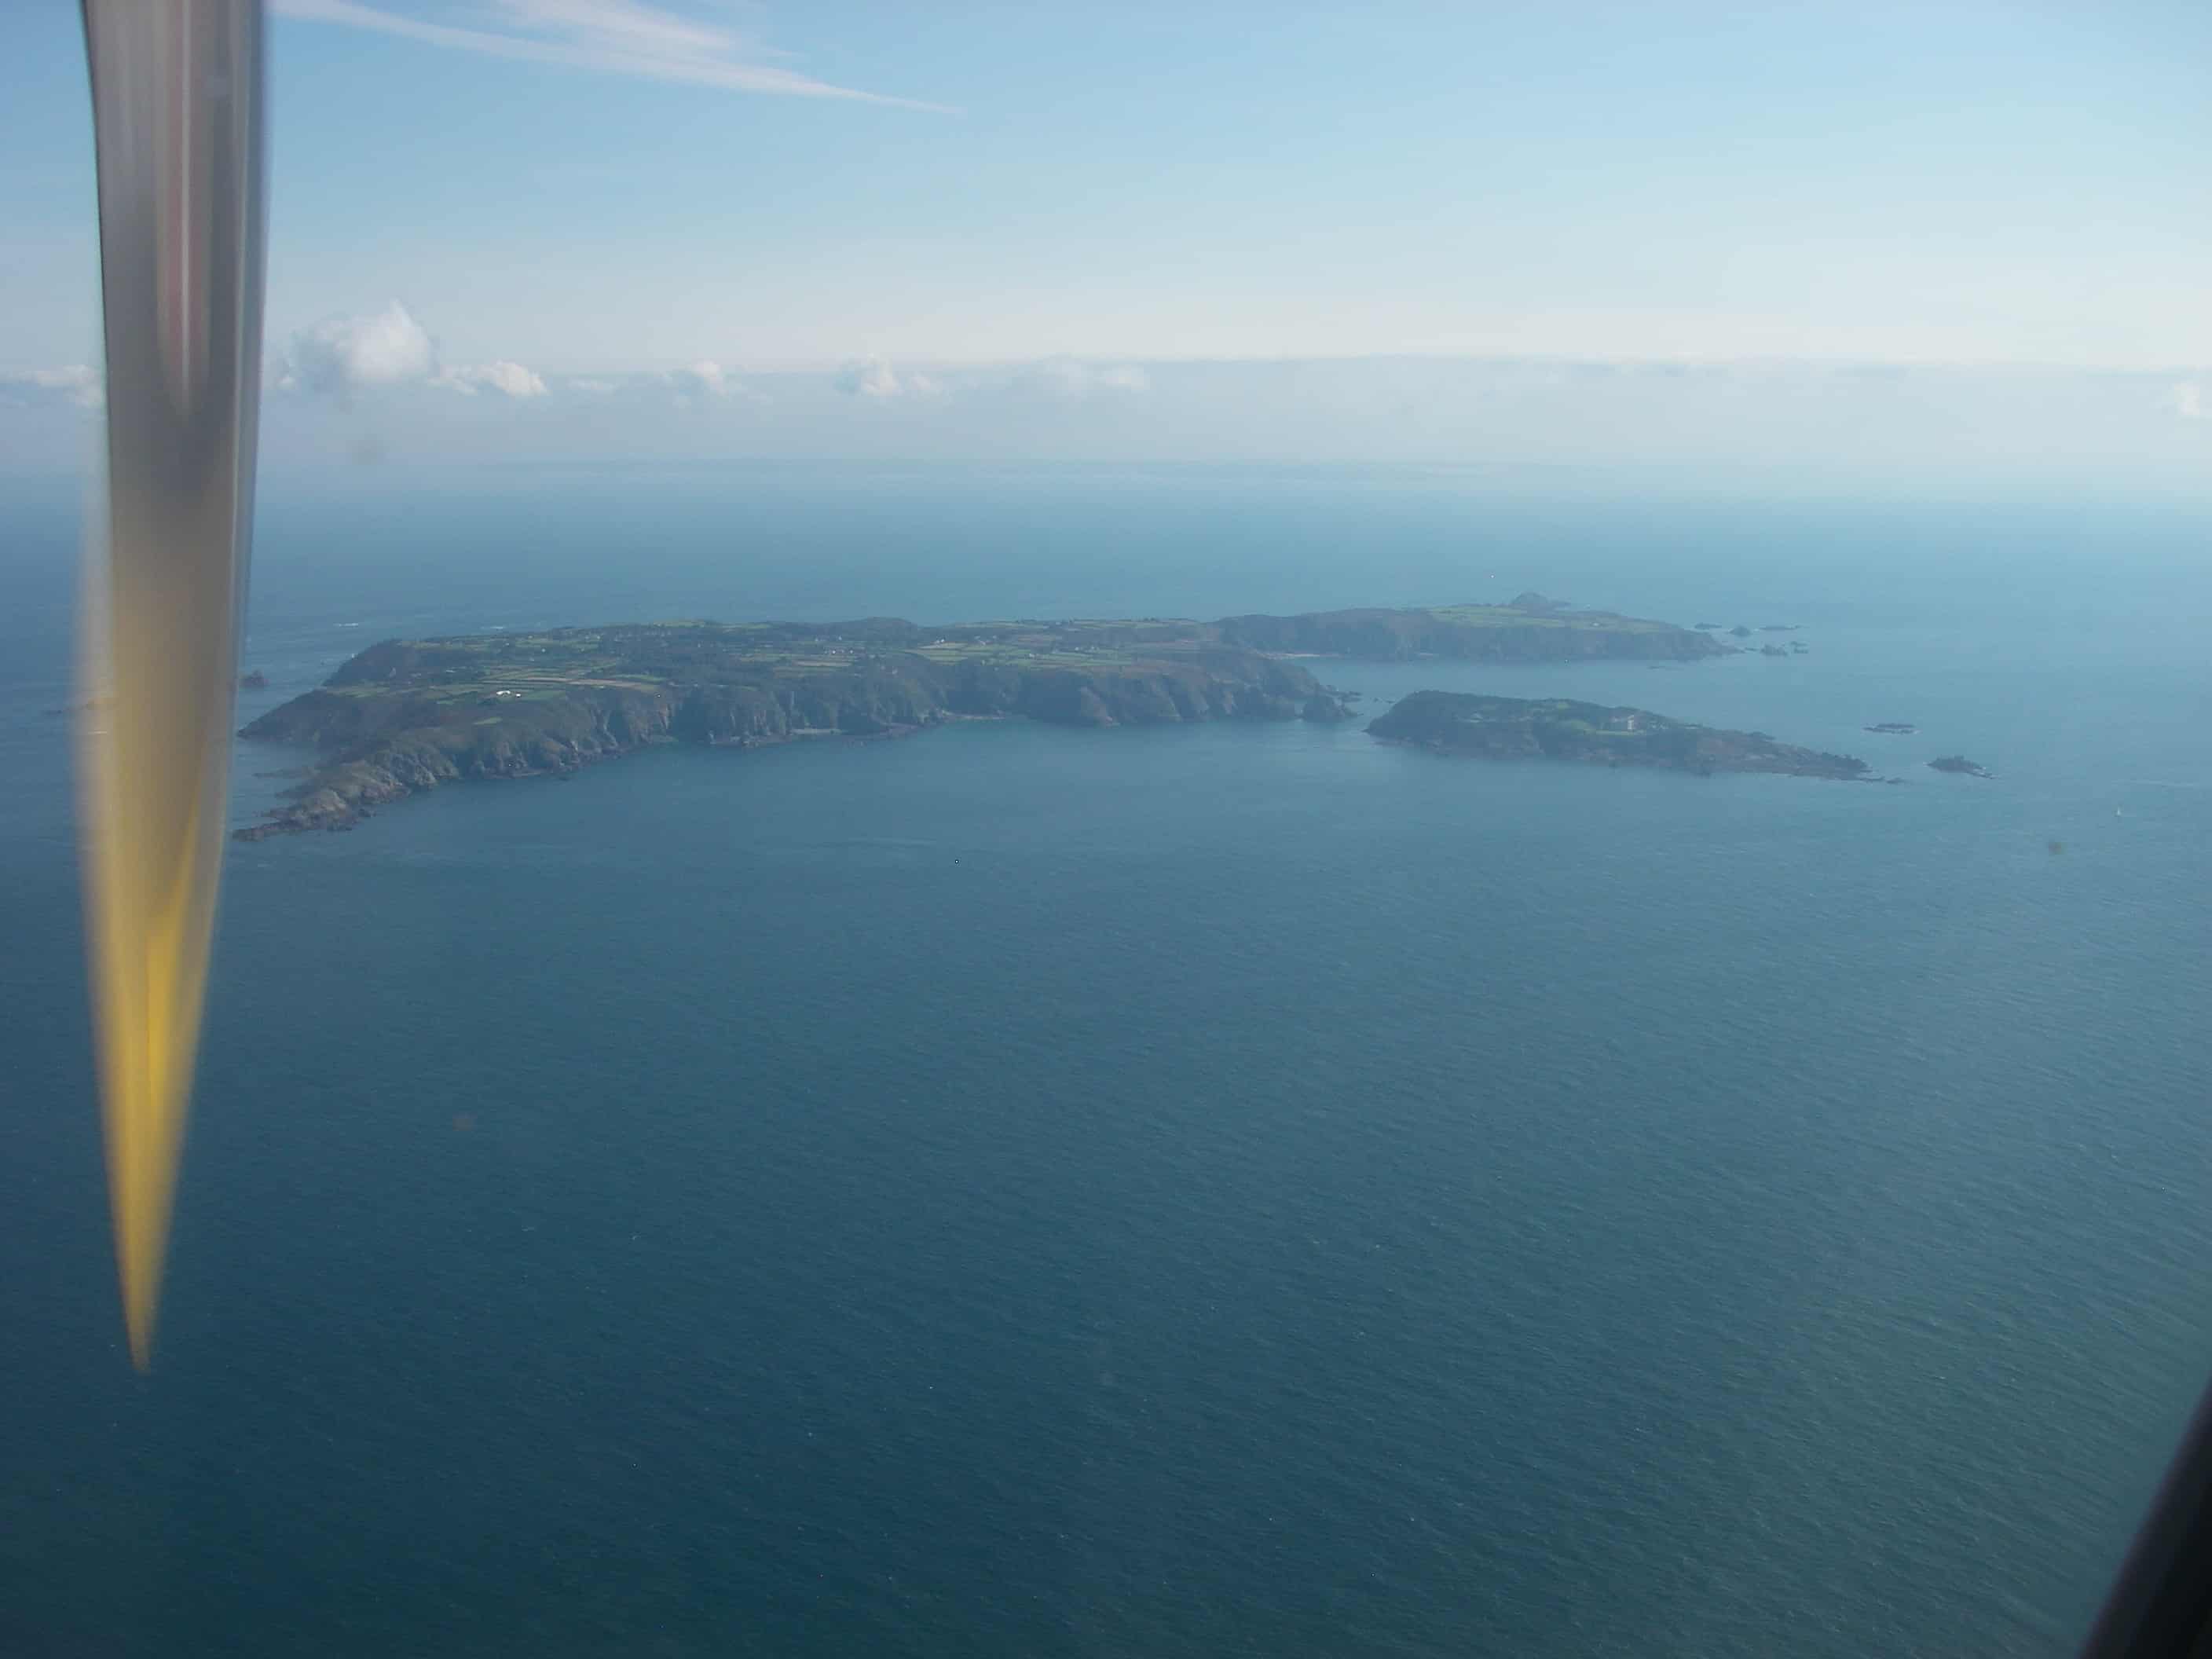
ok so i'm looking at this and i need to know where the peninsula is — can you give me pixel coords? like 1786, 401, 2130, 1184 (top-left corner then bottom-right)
234, 598, 1734, 837
1215, 593, 1725, 662
1368, 690, 1871, 779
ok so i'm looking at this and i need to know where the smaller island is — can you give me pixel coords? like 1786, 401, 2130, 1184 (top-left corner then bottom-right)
1368, 691, 1870, 779
1928, 755, 1994, 778
239, 670, 268, 690
1865, 723, 1917, 735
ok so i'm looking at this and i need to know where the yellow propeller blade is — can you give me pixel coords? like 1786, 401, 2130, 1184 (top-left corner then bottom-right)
79, 0, 268, 1368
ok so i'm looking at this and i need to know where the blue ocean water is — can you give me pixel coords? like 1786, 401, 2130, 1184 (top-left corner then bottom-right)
2, 464, 2210, 1657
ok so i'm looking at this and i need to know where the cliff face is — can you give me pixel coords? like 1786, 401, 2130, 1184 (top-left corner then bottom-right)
668, 665, 948, 742
237, 632, 1351, 838
1368, 690, 1868, 779
943, 650, 1324, 726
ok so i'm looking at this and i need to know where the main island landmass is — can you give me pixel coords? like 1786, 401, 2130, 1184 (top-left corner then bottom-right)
233, 597, 1803, 838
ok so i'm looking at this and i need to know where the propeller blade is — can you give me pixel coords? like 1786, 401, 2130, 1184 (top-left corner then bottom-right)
79, 0, 268, 1368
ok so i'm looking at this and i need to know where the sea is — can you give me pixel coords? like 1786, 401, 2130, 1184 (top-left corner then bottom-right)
2, 463, 2209, 1658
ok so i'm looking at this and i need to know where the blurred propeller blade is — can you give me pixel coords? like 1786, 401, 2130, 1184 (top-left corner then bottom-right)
79, 0, 267, 1368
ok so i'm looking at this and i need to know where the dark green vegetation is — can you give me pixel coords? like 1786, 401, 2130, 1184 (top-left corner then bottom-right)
1215, 592, 1724, 662
1368, 690, 1871, 779
236, 598, 1732, 837
1928, 755, 1995, 778
238, 617, 1352, 837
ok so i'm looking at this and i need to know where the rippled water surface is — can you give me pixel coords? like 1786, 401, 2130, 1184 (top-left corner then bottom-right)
3, 467, 2209, 1657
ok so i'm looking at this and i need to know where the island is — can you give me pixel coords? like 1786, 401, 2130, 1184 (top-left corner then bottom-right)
235, 597, 1731, 837
1928, 755, 1994, 778
1367, 690, 1871, 779
236, 617, 1361, 837
1865, 722, 1917, 735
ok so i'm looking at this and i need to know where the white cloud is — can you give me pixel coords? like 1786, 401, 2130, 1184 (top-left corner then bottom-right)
664, 359, 739, 402
834, 357, 941, 400
567, 377, 619, 394
2167, 381, 2206, 421
819, 355, 1136, 405
279, 303, 551, 401
1017, 357, 1152, 399
434, 359, 550, 397
272, 0, 954, 112
279, 301, 438, 394
837, 357, 899, 399
0, 364, 103, 409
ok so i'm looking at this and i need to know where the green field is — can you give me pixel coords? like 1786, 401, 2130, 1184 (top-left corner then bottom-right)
912, 641, 1140, 668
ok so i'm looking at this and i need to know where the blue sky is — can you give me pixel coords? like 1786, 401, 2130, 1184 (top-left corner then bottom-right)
2, 2, 2208, 482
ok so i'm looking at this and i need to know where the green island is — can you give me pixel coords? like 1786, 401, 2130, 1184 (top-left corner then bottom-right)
235, 598, 1737, 837
1214, 591, 1724, 662
1367, 690, 1871, 779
